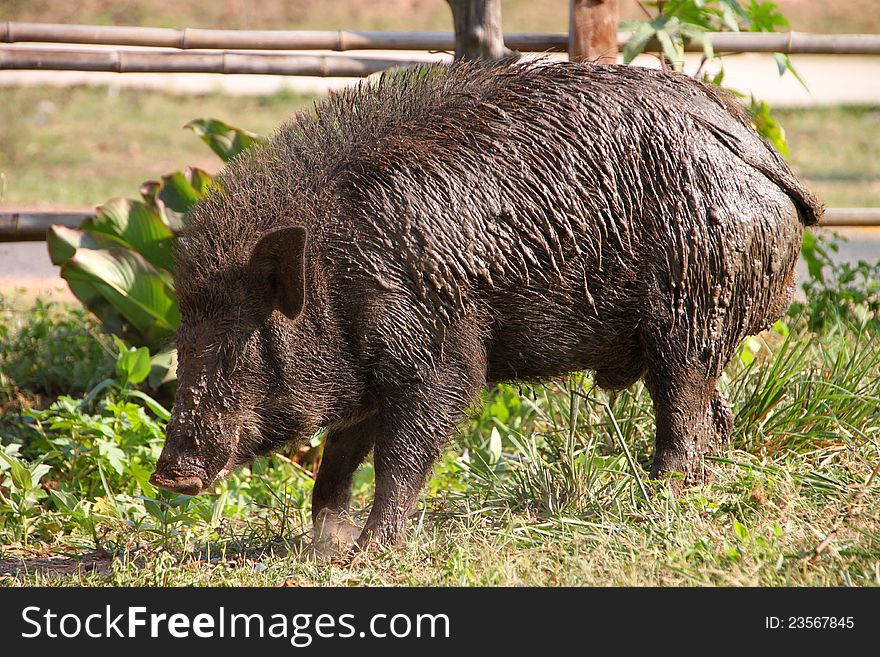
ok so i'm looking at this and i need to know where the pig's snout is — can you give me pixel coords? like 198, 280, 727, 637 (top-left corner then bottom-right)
149, 471, 204, 496
150, 434, 211, 496
151, 425, 238, 497
153, 380, 244, 496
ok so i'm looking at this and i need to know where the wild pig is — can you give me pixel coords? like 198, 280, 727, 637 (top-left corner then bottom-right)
150, 60, 822, 551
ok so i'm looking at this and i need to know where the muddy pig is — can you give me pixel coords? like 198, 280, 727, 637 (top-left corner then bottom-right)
150, 60, 822, 552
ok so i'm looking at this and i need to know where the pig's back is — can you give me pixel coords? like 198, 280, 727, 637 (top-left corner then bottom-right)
325, 61, 817, 320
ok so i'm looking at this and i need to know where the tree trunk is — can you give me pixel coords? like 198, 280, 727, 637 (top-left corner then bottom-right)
445, 0, 515, 61
569, 0, 619, 64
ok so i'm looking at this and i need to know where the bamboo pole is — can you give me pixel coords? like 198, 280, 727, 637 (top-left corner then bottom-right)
0, 48, 429, 76
0, 23, 462, 51
0, 212, 92, 242
445, 0, 515, 61
821, 208, 880, 227
569, 0, 619, 64
3, 22, 880, 54
3, 208, 879, 242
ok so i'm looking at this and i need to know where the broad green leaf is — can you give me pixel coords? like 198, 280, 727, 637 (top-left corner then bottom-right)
47, 224, 118, 266
158, 172, 199, 214
169, 496, 192, 508
0, 451, 32, 491
140, 180, 185, 232
126, 390, 171, 421
30, 463, 52, 488
772, 52, 808, 90
141, 167, 213, 225
680, 24, 714, 61
142, 497, 164, 522
48, 488, 78, 512
656, 29, 685, 71
60, 247, 179, 345
719, 2, 742, 31
160, 168, 213, 230
488, 427, 503, 463
116, 344, 152, 386
623, 22, 657, 64
185, 118, 264, 163
98, 441, 127, 475
47, 227, 126, 334
161, 168, 212, 211
85, 198, 176, 271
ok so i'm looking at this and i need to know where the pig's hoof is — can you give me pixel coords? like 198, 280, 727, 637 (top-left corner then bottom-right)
354, 526, 402, 553
309, 511, 362, 561
649, 450, 704, 491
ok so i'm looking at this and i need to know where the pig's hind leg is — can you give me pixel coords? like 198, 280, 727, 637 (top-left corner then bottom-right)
311, 416, 377, 559
641, 326, 732, 486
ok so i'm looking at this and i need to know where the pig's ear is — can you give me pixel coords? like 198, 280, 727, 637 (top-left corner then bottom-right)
249, 226, 308, 320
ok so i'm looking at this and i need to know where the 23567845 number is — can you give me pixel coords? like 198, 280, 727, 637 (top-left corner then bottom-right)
765, 617, 855, 629
789, 617, 854, 629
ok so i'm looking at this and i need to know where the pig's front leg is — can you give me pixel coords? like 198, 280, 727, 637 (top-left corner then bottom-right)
357, 316, 486, 549
357, 376, 478, 549
310, 414, 377, 559
357, 390, 445, 549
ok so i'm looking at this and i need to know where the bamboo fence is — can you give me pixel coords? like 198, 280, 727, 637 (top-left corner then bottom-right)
3, 22, 880, 55
1, 23, 879, 237
0, 48, 427, 76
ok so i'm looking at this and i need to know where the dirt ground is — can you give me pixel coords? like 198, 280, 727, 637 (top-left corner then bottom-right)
0, 552, 113, 579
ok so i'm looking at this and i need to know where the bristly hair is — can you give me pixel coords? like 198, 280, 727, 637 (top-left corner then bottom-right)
176, 58, 823, 317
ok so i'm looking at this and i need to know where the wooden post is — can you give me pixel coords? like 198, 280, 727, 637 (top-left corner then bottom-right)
445, 0, 515, 61
569, 0, 619, 64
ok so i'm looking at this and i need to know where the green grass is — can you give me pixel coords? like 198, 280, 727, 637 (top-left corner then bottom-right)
0, 86, 317, 208
775, 105, 880, 207
1, 1, 878, 586
1, 289, 878, 586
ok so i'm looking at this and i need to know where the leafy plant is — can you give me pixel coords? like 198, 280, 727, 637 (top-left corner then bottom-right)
185, 118, 263, 163
46, 120, 264, 355
623, 1, 798, 76
23, 341, 171, 500
790, 231, 880, 331
0, 444, 51, 542
0, 297, 114, 398
622, 1, 799, 154
743, 95, 789, 157
47, 172, 198, 353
